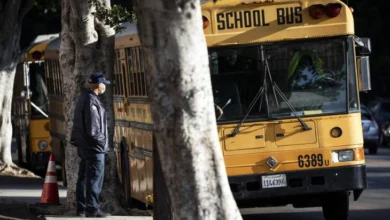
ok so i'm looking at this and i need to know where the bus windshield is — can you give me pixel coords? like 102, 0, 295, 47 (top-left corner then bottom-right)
209, 37, 356, 122
29, 63, 49, 119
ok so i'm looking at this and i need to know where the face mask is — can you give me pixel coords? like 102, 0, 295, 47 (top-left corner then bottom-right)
100, 87, 106, 95
100, 84, 106, 95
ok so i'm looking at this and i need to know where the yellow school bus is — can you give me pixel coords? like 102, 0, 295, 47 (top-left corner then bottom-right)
43, 37, 67, 185
113, 1, 371, 220
112, 23, 153, 205
12, 37, 55, 170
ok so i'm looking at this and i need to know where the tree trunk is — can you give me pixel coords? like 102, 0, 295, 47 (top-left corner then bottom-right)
0, 0, 34, 175
153, 137, 174, 220
134, 0, 242, 219
60, 0, 126, 214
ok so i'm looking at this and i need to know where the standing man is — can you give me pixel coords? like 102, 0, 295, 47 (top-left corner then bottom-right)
70, 72, 111, 218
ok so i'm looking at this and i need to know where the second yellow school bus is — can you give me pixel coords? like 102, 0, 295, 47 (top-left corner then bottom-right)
12, 37, 54, 171
113, 1, 371, 220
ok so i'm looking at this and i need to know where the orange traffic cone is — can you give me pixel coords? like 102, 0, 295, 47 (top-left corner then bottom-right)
40, 153, 60, 204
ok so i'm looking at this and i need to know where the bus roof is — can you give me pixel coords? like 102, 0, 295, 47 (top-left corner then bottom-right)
24, 40, 50, 62
201, 0, 354, 46
44, 37, 60, 60
23, 33, 59, 62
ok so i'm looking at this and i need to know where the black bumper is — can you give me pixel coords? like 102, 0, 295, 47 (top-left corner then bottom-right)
32, 151, 51, 165
229, 165, 367, 204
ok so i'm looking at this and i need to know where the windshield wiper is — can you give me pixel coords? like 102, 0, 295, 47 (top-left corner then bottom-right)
229, 85, 265, 137
229, 59, 311, 137
264, 59, 311, 131
30, 101, 49, 118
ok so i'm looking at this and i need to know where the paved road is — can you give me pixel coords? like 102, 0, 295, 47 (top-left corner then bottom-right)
240, 147, 390, 220
0, 175, 67, 205
1, 138, 67, 205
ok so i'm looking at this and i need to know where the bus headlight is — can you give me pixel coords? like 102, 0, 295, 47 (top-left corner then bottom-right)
332, 150, 354, 163
38, 140, 49, 150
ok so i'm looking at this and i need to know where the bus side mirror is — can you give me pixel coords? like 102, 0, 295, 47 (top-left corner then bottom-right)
355, 37, 371, 55
357, 56, 371, 92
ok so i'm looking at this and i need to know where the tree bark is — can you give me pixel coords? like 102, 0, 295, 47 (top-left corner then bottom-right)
0, 0, 35, 175
60, 0, 126, 214
153, 137, 174, 220
134, 0, 242, 219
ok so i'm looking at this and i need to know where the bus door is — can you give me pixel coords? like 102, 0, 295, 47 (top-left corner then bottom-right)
12, 63, 30, 166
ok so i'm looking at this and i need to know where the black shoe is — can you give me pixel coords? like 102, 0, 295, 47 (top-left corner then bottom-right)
86, 210, 111, 218
76, 211, 86, 217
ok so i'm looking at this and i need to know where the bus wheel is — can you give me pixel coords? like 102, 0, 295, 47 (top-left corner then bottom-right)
121, 140, 131, 206
322, 191, 349, 220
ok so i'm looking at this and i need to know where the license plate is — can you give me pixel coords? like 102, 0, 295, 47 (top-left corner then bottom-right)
261, 174, 287, 188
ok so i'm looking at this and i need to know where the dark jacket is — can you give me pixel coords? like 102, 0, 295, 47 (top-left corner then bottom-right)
70, 89, 108, 154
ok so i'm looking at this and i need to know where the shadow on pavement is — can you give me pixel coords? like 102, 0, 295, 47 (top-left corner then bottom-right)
0, 176, 44, 190
0, 203, 39, 220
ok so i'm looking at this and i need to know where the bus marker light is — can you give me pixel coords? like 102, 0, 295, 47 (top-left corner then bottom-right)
325, 3, 342, 18
32, 51, 43, 60
330, 127, 342, 138
309, 4, 325, 19
44, 122, 50, 131
354, 148, 365, 161
202, 16, 209, 29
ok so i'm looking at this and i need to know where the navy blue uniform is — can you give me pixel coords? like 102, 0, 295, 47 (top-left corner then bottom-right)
71, 89, 108, 214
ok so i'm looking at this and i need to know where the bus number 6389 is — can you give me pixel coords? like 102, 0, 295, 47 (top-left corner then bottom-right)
298, 154, 329, 168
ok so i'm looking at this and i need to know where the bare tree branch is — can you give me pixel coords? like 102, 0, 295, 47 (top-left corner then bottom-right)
18, 0, 35, 21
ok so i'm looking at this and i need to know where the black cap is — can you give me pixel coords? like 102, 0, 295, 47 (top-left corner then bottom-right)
88, 72, 111, 85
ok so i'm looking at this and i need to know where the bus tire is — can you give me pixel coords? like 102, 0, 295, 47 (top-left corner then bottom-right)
322, 191, 349, 220
121, 139, 131, 206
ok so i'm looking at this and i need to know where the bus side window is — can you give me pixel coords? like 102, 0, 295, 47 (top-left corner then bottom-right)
139, 48, 147, 97
209, 51, 219, 74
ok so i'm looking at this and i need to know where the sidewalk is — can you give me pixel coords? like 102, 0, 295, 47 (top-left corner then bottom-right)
0, 175, 152, 220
